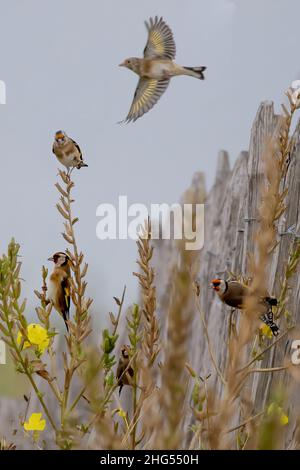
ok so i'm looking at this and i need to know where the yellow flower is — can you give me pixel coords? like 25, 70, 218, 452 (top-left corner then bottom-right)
260, 324, 273, 339
117, 408, 129, 429
27, 324, 49, 353
17, 331, 30, 349
267, 403, 289, 426
280, 413, 289, 426
24, 413, 46, 432
117, 408, 127, 419
18, 324, 50, 354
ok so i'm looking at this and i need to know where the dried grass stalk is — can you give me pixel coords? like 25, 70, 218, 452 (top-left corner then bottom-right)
133, 218, 160, 368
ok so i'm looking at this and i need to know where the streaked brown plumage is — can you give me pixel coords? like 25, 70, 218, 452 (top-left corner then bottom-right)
47, 252, 71, 331
210, 278, 279, 336
52, 130, 88, 174
119, 16, 206, 122
116, 345, 134, 395
213, 280, 247, 309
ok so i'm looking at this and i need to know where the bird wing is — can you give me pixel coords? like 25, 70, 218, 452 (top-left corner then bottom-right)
52, 142, 60, 157
117, 360, 133, 390
58, 276, 70, 328
125, 78, 170, 123
70, 138, 83, 161
116, 362, 123, 382
222, 282, 248, 309
143, 16, 176, 60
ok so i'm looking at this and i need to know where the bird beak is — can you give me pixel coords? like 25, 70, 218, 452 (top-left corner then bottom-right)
119, 61, 125, 67
47, 257, 54, 262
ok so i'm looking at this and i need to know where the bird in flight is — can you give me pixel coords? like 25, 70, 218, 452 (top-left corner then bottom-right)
119, 16, 206, 123
52, 130, 88, 176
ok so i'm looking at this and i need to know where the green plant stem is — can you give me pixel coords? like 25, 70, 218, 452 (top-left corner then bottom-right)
86, 352, 137, 432
48, 380, 62, 403
131, 358, 138, 450
64, 177, 83, 323
237, 327, 293, 372
67, 286, 126, 415
248, 366, 287, 374
195, 295, 226, 385
231, 365, 288, 401
61, 367, 75, 424
226, 411, 264, 434
9, 329, 58, 433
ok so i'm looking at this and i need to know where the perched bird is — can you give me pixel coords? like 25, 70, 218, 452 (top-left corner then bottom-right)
47, 252, 71, 331
52, 130, 88, 174
210, 278, 279, 336
119, 16, 206, 122
116, 345, 134, 395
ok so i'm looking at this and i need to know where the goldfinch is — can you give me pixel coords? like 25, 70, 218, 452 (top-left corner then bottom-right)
119, 16, 206, 122
210, 279, 279, 336
116, 345, 134, 395
47, 252, 71, 331
52, 130, 88, 174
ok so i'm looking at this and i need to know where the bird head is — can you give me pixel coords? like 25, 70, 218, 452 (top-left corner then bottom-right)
48, 252, 70, 267
121, 345, 131, 359
210, 278, 226, 294
54, 130, 67, 144
119, 57, 139, 73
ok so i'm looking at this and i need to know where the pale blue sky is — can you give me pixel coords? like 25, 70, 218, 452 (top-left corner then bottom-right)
0, 0, 299, 323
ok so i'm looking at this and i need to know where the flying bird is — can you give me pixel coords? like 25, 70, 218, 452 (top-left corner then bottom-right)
116, 345, 134, 395
52, 130, 88, 175
210, 278, 279, 336
47, 252, 72, 331
119, 16, 206, 123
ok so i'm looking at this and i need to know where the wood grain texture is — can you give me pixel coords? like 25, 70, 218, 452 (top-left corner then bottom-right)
152, 102, 300, 448
1, 102, 299, 449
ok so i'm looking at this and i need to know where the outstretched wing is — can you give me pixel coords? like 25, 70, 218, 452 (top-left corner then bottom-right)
143, 16, 176, 60
125, 78, 170, 123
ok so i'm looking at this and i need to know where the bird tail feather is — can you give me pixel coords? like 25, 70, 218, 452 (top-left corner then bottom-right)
269, 322, 280, 336
77, 162, 88, 169
63, 309, 69, 332
183, 66, 206, 79
260, 309, 280, 336
63, 316, 69, 332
